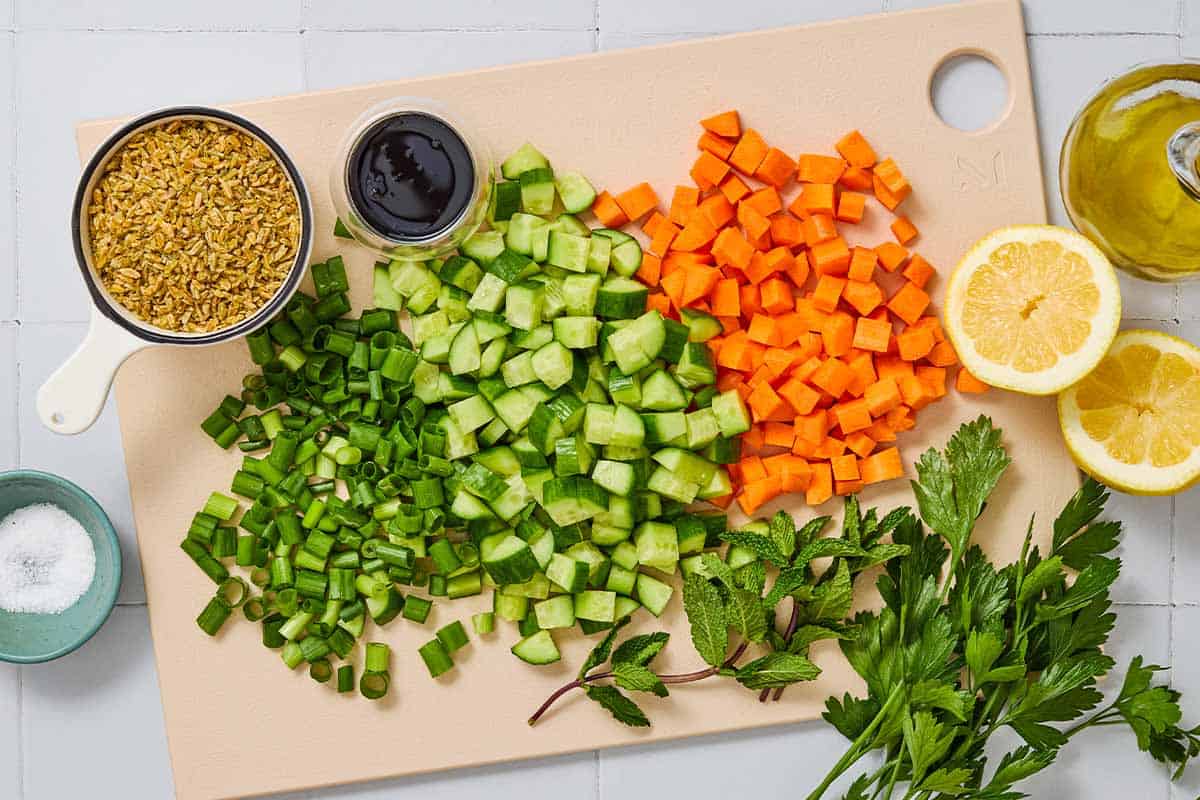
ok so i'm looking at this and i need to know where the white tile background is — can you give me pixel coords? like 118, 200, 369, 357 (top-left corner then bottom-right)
0, 0, 1198, 798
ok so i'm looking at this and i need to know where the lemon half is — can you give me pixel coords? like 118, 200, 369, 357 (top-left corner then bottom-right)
1059, 330, 1200, 495
945, 225, 1121, 395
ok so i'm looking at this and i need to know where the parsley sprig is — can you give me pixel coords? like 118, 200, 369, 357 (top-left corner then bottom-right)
809, 416, 1199, 798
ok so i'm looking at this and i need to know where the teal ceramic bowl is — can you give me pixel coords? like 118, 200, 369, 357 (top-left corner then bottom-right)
0, 470, 122, 663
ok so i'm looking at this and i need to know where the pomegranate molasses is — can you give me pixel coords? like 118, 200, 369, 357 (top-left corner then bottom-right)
348, 112, 475, 241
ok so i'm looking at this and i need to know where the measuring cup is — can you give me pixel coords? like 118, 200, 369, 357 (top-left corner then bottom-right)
37, 106, 314, 434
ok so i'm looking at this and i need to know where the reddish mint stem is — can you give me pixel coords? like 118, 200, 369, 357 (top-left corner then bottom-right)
528, 641, 750, 726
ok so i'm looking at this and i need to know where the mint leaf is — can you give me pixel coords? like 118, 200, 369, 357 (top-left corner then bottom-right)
794, 538, 868, 571
769, 510, 796, 559
700, 552, 738, 590
764, 565, 813, 610
1035, 557, 1120, 622
726, 586, 767, 642
578, 616, 631, 680
734, 652, 820, 689
806, 560, 854, 622
738, 560, 767, 595
612, 663, 668, 697
611, 632, 669, 667
795, 515, 832, 550
585, 685, 649, 727
1052, 477, 1108, 553
721, 530, 789, 567
683, 574, 728, 667
843, 495, 864, 546
857, 543, 910, 570
788, 624, 853, 654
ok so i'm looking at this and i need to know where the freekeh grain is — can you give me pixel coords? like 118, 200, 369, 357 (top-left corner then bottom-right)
87, 119, 301, 333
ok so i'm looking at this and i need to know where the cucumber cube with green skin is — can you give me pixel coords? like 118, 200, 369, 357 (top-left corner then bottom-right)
552, 213, 591, 237
610, 540, 639, 571
448, 323, 482, 375
547, 231, 591, 273
451, 489, 496, 520
679, 308, 723, 342
586, 235, 612, 274
679, 554, 706, 578
504, 212, 549, 256
531, 341, 574, 390
505, 282, 544, 331
501, 142, 550, 180
607, 370, 642, 406
475, 445, 521, 476
595, 277, 648, 320
438, 285, 471, 323
521, 468, 554, 504
420, 323, 463, 364
540, 477, 609, 526
491, 180, 522, 222
635, 521, 680, 573
564, 541, 608, 584
696, 467, 732, 501
591, 459, 635, 495
574, 590, 617, 623
593, 229, 644, 277
583, 404, 616, 445
635, 573, 673, 616
481, 534, 539, 584
711, 389, 752, 437
501, 572, 550, 599
548, 394, 586, 433
488, 473, 534, 520
511, 629, 561, 665
531, 225, 551, 262
511, 436, 547, 468
493, 389, 539, 432
595, 495, 635, 529
640, 370, 688, 411
534, 595, 576, 629
704, 435, 741, 465
647, 466, 700, 504
468, 272, 509, 313
448, 394, 495, 434
590, 523, 632, 546
552, 316, 600, 349
461, 230, 506, 265
518, 383, 555, 403
685, 408, 720, 450
546, 552, 589, 594
606, 564, 638, 596
561, 273, 602, 315
410, 309, 449, 346
519, 167, 556, 215
528, 405, 566, 456
675, 516, 708, 554
479, 343, 506, 381
660, 318, 691, 363
502, 351, 537, 387
390, 259, 435, 298
727, 544, 759, 571
641, 412, 687, 446
489, 249, 538, 284
472, 311, 512, 345
554, 435, 594, 477
674, 342, 717, 389
610, 404, 646, 448
439, 255, 484, 293
554, 171, 597, 214
494, 592, 529, 622
512, 323, 554, 351
607, 310, 665, 374
652, 447, 718, 486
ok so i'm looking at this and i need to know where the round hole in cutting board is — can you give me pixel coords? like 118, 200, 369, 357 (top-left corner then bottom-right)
931, 54, 1009, 132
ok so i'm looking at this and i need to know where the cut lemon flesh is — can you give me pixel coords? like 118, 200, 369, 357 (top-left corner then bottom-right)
1059, 330, 1200, 495
945, 225, 1121, 395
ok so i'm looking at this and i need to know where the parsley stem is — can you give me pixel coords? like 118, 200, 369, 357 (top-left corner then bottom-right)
527, 641, 750, 726
806, 683, 907, 800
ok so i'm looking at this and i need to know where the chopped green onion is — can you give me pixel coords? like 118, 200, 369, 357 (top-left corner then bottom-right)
309, 658, 333, 683
336, 663, 355, 692
418, 639, 454, 678
196, 596, 232, 636
472, 611, 495, 635
359, 670, 389, 700
436, 620, 469, 653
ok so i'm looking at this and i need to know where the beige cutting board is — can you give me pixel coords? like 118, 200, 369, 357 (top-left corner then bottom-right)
76, 1, 1079, 797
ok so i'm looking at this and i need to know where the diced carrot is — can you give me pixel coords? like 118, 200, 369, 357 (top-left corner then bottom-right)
763, 347, 796, 378
847, 247, 877, 282
649, 218, 680, 257
707, 494, 734, 510
845, 431, 876, 458
592, 190, 629, 227
743, 187, 783, 217
777, 378, 819, 416
835, 130, 878, 168
852, 316, 891, 353
811, 237, 851, 275
668, 185, 701, 227
763, 422, 796, 448
719, 172, 751, 204
897, 326, 935, 361
839, 166, 873, 191
747, 227, 772, 251
802, 214, 839, 247
842, 280, 884, 316
867, 419, 897, 443
615, 182, 659, 222
744, 251, 774, 285
738, 475, 782, 515
822, 312, 855, 357
763, 247, 795, 284
876, 354, 915, 381
956, 367, 990, 394
898, 373, 935, 411
698, 131, 736, 160
917, 365, 948, 398
701, 110, 741, 138
861, 447, 903, 484
874, 158, 911, 203
642, 211, 667, 237
887, 282, 932, 326
747, 381, 787, 422
758, 277, 794, 315
875, 241, 910, 272
885, 405, 912, 430
740, 284, 762, 318
690, 164, 716, 192
742, 424, 766, 450
737, 202, 771, 241
659, 266, 688, 309
681, 265, 721, 306
693, 151, 731, 187
812, 274, 847, 313
784, 251, 810, 288
712, 227, 755, 271
911, 316, 945, 343
697, 194, 735, 229
729, 129, 769, 176
833, 399, 873, 435
811, 356, 854, 397
927, 340, 959, 367
797, 154, 847, 184
831, 453, 860, 482
770, 214, 804, 247
739, 455, 767, 483
780, 457, 812, 492
902, 254, 935, 288
797, 183, 837, 216
636, 253, 663, 287
710, 278, 741, 317
762, 453, 796, 477
645, 292, 672, 317
836, 191, 866, 223
673, 214, 718, 252
891, 215, 919, 245
814, 436, 848, 460
806, 462, 833, 505
846, 351, 877, 396
793, 355, 823, 383
747, 314, 776, 345
755, 147, 797, 188
864, 376, 903, 416
776, 313, 808, 347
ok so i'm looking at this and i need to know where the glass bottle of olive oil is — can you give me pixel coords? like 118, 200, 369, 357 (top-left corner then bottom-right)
1060, 62, 1200, 281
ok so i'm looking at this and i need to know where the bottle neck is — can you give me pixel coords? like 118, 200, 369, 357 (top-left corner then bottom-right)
1168, 121, 1200, 200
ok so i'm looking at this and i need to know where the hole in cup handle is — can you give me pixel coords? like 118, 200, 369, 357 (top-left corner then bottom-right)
37, 310, 148, 435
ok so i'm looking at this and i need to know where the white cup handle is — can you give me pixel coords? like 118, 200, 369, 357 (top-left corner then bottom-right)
37, 311, 149, 434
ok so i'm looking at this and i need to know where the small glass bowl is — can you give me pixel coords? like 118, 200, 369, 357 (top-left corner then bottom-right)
330, 97, 493, 261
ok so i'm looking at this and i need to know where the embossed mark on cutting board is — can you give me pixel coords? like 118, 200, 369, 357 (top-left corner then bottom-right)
956, 151, 1007, 191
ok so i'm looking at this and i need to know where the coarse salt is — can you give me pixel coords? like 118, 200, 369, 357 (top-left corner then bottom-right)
0, 503, 96, 614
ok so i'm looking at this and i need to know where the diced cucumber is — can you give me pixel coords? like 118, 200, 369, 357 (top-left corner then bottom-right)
697, 467, 733, 501
554, 171, 597, 214
728, 544, 759, 571
675, 516, 708, 554
607, 311, 665, 374
520, 167, 556, 215
712, 389, 752, 437
590, 523, 631, 547
534, 595, 576, 629
611, 404, 646, 449
501, 571, 550, 599
660, 318, 690, 363
505, 281, 544, 331
468, 272, 509, 313
593, 229, 643, 277
461, 230, 506, 265
561, 273, 602, 316
583, 404, 615, 445
547, 393, 585, 433
374, 263, 403, 310
531, 341, 574, 390
591, 459, 635, 495
512, 436, 548, 468
703, 435, 741, 465
528, 405, 565, 456
552, 214, 591, 237
488, 473, 533, 520
552, 316, 600, 348
640, 370, 688, 411
420, 322, 464, 364
595, 495, 635, 530
685, 407, 720, 450
607, 370, 642, 406
574, 590, 617, 623
481, 534, 539, 584
564, 541, 609, 586
450, 490, 495, 520
540, 477, 608, 526
438, 284, 471, 322
546, 552, 589, 594
472, 310, 512, 343
647, 466, 700, 504
501, 143, 550, 180
504, 212, 548, 256
635, 521, 679, 573
674, 342, 716, 388
448, 323, 481, 375
501, 351, 537, 388
610, 540, 639, 571
586, 235, 612, 275
641, 412, 686, 446
448, 394, 494, 434
652, 447, 718, 486
478, 338, 507, 378
493, 389, 539, 431
512, 323, 554, 351
440, 255, 484, 292
595, 277, 649, 320
680, 308, 723, 342
635, 573, 673, 616
547, 231, 590, 273
411, 310, 449, 347
511, 630, 561, 665
553, 435, 595, 477
605, 564, 637, 596
489, 249, 538, 284
494, 592, 529, 622
491, 180, 522, 222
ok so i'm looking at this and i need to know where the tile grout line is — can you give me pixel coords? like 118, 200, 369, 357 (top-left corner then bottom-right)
8, 27, 16, 334
15, 664, 22, 800
592, 0, 599, 51
593, 750, 601, 800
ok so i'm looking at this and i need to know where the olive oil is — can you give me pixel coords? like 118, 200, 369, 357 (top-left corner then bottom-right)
1061, 63, 1200, 281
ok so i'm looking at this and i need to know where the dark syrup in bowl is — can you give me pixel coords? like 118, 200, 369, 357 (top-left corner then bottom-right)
347, 112, 475, 241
